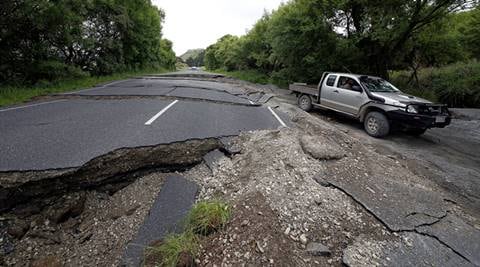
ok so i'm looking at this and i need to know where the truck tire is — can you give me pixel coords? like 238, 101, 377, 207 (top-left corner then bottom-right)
364, 111, 390, 138
298, 94, 313, 111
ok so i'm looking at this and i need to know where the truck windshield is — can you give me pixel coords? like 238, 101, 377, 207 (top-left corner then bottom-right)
361, 78, 399, 93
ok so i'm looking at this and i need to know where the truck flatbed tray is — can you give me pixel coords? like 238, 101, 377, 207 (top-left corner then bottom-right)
289, 83, 318, 97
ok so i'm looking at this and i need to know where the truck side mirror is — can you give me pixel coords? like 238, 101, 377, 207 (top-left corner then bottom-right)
352, 85, 362, 92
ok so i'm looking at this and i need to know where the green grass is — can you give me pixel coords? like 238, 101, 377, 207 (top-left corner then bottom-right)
0, 68, 171, 107
144, 232, 198, 267
144, 200, 231, 266
185, 200, 231, 236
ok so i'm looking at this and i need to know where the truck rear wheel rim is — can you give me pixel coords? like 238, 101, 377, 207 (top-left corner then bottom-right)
300, 97, 309, 107
367, 117, 378, 133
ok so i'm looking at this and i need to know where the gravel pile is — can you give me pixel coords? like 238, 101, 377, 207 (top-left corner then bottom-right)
186, 113, 394, 265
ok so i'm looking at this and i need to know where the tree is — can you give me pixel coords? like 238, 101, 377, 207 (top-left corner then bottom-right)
267, 0, 338, 83
464, 6, 480, 58
334, 0, 475, 78
0, 0, 175, 85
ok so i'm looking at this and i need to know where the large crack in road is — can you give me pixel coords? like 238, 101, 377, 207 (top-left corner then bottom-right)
0, 138, 222, 212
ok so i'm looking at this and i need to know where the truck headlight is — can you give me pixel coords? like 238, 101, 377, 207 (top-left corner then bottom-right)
407, 105, 418, 114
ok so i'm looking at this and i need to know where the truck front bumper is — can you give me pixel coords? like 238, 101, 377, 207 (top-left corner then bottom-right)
387, 110, 451, 129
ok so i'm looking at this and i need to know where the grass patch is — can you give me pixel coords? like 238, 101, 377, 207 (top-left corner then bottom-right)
145, 200, 231, 266
186, 200, 231, 236
0, 68, 171, 107
144, 232, 198, 267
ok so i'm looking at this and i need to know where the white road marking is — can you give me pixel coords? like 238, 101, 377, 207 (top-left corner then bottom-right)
0, 100, 67, 112
145, 100, 179, 125
268, 106, 287, 128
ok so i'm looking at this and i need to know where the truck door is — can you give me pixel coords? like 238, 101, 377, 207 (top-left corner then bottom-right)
328, 76, 367, 115
319, 74, 338, 108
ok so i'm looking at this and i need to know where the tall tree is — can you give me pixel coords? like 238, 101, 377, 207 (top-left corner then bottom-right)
335, 0, 475, 78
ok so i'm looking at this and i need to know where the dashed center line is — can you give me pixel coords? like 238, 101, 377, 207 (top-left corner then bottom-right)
268, 106, 287, 128
0, 100, 67, 112
145, 100, 179, 125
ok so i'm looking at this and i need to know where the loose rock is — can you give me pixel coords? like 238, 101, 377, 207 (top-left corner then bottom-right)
306, 242, 331, 256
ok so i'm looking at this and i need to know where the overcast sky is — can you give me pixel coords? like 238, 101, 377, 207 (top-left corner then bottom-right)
153, 0, 285, 56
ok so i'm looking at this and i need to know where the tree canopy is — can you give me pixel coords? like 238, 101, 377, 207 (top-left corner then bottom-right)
205, 0, 479, 84
0, 0, 176, 85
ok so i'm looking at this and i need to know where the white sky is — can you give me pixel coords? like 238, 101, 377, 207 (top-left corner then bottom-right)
153, 0, 285, 56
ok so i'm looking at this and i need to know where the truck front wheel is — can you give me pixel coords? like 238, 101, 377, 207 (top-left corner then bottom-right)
364, 111, 390, 138
298, 94, 313, 112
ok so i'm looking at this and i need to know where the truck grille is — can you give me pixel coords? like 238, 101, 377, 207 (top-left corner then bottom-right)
417, 104, 449, 116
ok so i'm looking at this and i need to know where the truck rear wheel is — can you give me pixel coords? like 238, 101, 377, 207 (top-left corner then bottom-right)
364, 111, 390, 138
298, 94, 313, 111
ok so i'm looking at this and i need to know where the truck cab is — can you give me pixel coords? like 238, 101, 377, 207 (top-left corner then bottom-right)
290, 72, 451, 138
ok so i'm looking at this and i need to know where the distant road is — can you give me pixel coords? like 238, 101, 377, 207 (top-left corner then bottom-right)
0, 73, 288, 171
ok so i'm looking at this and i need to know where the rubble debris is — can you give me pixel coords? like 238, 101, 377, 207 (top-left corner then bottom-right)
203, 149, 229, 173
45, 192, 86, 224
3, 171, 167, 266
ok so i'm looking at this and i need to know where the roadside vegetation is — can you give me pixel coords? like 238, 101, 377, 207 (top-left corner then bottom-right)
204, 1, 480, 108
144, 200, 231, 266
391, 61, 480, 108
0, 0, 176, 106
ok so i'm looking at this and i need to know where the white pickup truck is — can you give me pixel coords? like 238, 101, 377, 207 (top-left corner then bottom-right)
290, 72, 451, 137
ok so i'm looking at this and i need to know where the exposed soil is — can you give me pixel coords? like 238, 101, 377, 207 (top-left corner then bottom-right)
2, 172, 167, 266
198, 192, 297, 266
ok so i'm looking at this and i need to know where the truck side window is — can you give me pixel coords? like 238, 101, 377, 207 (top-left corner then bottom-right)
338, 76, 361, 91
326, 75, 337, 86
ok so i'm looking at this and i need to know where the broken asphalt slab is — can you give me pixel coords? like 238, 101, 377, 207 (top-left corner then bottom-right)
324, 177, 448, 231
122, 175, 198, 267
343, 232, 473, 267
417, 214, 480, 265
323, 165, 480, 265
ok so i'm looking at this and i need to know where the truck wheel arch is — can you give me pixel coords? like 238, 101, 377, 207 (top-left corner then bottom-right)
359, 105, 389, 122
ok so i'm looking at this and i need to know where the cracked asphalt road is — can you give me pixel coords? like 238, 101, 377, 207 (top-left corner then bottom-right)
0, 75, 289, 171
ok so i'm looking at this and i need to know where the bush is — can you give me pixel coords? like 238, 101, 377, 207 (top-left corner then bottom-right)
390, 61, 480, 108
